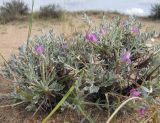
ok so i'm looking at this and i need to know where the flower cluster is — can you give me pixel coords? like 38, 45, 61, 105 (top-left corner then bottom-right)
121, 50, 131, 64
130, 88, 141, 97
35, 44, 45, 55
86, 32, 98, 42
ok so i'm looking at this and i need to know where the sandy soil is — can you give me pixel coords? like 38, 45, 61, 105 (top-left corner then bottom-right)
0, 15, 160, 123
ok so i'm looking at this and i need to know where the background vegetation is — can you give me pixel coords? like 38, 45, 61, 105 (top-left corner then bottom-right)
38, 4, 64, 20
0, 0, 29, 24
151, 3, 160, 19
0, 0, 159, 24
0, 0, 65, 24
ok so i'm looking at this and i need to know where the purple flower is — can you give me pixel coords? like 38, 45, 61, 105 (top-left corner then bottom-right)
35, 45, 45, 55
63, 42, 68, 49
137, 107, 147, 116
130, 88, 141, 97
121, 50, 131, 64
86, 32, 98, 42
131, 26, 139, 34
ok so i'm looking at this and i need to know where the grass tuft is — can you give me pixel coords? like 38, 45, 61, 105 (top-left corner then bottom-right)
0, 0, 29, 24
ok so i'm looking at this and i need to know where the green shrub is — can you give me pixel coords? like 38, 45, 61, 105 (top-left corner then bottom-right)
1, 15, 160, 121
38, 4, 64, 19
0, 0, 29, 24
151, 4, 160, 19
